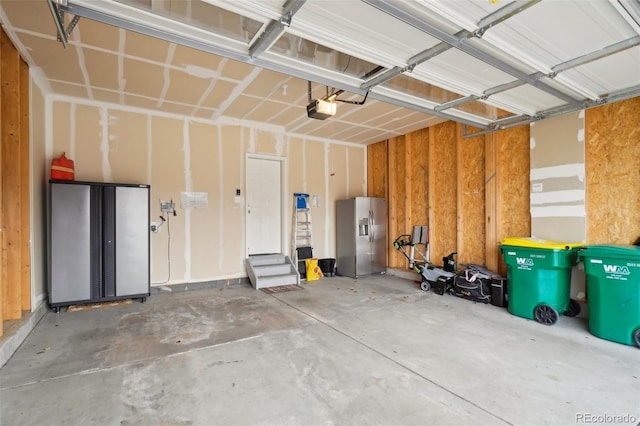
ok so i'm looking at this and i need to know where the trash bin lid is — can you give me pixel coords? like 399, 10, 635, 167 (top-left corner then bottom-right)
501, 237, 583, 250
578, 244, 640, 260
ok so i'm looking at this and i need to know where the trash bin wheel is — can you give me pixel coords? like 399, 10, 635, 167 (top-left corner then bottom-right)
420, 280, 430, 292
564, 299, 581, 317
534, 304, 559, 326
633, 328, 640, 348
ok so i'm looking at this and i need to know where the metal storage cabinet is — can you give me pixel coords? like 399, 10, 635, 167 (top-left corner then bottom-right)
49, 180, 150, 311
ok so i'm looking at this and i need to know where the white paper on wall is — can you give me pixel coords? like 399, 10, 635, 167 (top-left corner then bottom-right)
181, 192, 208, 209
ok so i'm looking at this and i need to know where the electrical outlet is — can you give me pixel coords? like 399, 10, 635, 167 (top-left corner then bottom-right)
150, 222, 159, 233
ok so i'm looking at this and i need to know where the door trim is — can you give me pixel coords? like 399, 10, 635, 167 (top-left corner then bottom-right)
245, 153, 288, 258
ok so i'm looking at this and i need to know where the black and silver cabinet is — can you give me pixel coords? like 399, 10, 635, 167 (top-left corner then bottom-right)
49, 180, 150, 311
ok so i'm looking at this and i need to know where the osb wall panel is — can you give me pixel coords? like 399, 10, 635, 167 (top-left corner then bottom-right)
495, 125, 531, 274
585, 97, 640, 244
428, 121, 458, 266
1, 27, 26, 323
367, 141, 386, 198
19, 59, 30, 311
388, 136, 409, 268
456, 125, 485, 267
1, 30, 31, 339
367, 140, 389, 266
485, 133, 498, 272
407, 129, 429, 233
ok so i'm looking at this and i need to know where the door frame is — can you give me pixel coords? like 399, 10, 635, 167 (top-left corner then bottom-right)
245, 153, 288, 258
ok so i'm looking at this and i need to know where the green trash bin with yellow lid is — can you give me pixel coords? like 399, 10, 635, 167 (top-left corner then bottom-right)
500, 237, 583, 325
578, 245, 640, 347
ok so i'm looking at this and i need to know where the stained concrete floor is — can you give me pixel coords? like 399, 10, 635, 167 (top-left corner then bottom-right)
0, 274, 638, 426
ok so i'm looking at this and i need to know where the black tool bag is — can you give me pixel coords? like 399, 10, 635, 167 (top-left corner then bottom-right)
450, 264, 493, 304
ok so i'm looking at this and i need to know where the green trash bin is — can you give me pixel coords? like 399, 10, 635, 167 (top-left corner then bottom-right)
500, 237, 583, 326
578, 245, 640, 347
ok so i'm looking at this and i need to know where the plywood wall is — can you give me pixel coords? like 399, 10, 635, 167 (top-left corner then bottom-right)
585, 97, 640, 244
456, 126, 485, 266
367, 140, 387, 198
484, 132, 499, 272
367, 140, 388, 266
373, 129, 430, 270
48, 99, 367, 285
407, 129, 429, 236
493, 125, 531, 274
1, 28, 22, 321
368, 121, 531, 275
19, 60, 30, 311
387, 135, 408, 268
428, 121, 458, 266
366, 98, 639, 278
0, 28, 30, 336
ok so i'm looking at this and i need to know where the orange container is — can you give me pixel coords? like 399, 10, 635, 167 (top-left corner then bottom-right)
50, 153, 75, 181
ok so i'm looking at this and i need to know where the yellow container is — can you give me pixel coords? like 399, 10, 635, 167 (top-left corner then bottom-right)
500, 237, 582, 250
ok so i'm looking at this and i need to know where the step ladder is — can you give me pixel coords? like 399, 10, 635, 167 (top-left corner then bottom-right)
292, 193, 312, 279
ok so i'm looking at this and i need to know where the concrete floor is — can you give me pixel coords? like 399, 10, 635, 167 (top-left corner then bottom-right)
1, 274, 638, 426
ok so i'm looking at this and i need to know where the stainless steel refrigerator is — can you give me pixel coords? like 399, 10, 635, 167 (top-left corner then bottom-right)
336, 197, 387, 278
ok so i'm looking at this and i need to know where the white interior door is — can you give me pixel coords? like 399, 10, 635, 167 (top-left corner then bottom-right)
246, 157, 283, 255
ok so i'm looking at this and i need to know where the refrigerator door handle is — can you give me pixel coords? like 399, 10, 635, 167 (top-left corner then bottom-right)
369, 210, 374, 243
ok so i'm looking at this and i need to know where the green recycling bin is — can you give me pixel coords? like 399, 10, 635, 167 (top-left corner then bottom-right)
500, 238, 583, 326
578, 245, 640, 347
